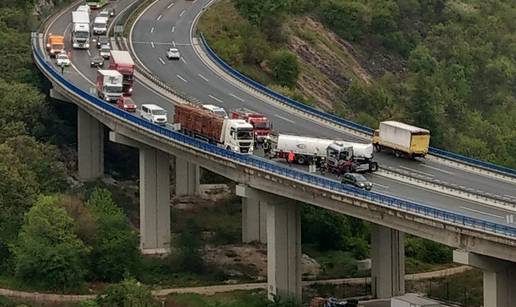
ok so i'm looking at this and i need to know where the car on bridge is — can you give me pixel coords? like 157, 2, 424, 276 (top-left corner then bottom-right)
56, 52, 71, 67
341, 173, 372, 191
116, 96, 137, 113
96, 35, 110, 49
166, 48, 181, 60
140, 104, 167, 125
90, 55, 104, 67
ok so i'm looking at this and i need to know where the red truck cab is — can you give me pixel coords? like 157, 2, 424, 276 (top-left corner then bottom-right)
109, 50, 135, 96
231, 109, 271, 142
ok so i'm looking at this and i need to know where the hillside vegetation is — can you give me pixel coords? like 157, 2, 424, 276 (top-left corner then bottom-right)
199, 0, 516, 168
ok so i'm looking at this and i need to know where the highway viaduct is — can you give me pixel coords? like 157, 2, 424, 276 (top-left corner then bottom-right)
36, 0, 516, 305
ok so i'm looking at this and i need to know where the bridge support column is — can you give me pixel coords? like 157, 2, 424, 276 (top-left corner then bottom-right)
267, 198, 302, 302
241, 197, 267, 243
175, 156, 200, 196
109, 132, 170, 255
371, 224, 405, 298
77, 108, 104, 181
454, 250, 516, 307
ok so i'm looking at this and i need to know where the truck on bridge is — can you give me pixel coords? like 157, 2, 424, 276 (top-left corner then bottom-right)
266, 134, 378, 173
372, 121, 430, 158
109, 50, 135, 96
71, 11, 90, 49
46, 34, 64, 57
230, 108, 272, 143
174, 104, 255, 154
96, 70, 123, 102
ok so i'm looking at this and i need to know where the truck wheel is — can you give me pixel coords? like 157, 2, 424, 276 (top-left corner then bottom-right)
394, 151, 401, 158
374, 144, 382, 152
369, 162, 379, 172
297, 155, 306, 165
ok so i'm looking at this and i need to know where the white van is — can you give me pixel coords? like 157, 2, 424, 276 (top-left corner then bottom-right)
93, 16, 108, 35
140, 104, 167, 125
202, 104, 228, 118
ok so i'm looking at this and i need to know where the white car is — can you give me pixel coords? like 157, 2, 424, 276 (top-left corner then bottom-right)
98, 9, 110, 20
166, 48, 180, 60
140, 104, 168, 125
202, 104, 228, 118
56, 52, 71, 66
99, 45, 111, 59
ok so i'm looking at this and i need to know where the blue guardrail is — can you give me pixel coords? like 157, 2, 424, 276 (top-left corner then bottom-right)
33, 36, 516, 238
199, 34, 516, 178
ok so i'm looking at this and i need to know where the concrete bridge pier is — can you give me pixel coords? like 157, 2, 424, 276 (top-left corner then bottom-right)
175, 156, 200, 196
454, 250, 516, 307
77, 108, 104, 180
241, 197, 267, 243
236, 185, 302, 302
109, 132, 171, 255
371, 224, 405, 298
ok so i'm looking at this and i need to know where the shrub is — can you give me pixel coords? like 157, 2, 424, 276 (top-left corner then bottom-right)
269, 50, 300, 87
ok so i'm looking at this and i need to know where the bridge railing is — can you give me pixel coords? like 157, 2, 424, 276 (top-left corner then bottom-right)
33, 35, 516, 239
198, 33, 516, 178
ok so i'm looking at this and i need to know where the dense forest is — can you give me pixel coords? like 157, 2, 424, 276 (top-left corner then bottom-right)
200, 0, 516, 168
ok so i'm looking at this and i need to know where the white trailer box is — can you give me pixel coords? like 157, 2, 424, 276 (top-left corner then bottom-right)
76, 5, 91, 15
276, 135, 334, 156
72, 11, 89, 24
391, 294, 441, 307
379, 121, 429, 149
334, 141, 374, 160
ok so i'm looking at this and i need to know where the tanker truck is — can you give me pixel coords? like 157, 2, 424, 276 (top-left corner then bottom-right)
174, 104, 255, 154
266, 134, 378, 172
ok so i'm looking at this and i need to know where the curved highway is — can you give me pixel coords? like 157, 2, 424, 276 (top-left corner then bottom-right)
44, 0, 515, 226
130, 0, 516, 202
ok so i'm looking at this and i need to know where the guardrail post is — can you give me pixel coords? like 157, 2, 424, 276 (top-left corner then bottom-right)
371, 224, 405, 298
175, 156, 200, 196
267, 197, 302, 302
454, 250, 516, 307
77, 108, 104, 180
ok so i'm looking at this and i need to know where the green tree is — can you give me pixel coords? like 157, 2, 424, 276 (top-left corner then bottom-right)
87, 188, 141, 282
319, 0, 370, 41
96, 277, 158, 307
233, 0, 290, 28
170, 219, 204, 274
270, 50, 300, 87
12, 196, 90, 290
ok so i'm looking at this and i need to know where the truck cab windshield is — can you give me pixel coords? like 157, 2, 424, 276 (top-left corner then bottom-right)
94, 23, 105, 28
53, 44, 64, 50
237, 129, 253, 140
104, 86, 122, 93
254, 121, 271, 129
76, 32, 88, 38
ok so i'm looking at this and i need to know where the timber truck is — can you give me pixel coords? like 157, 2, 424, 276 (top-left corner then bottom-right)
96, 70, 123, 102
230, 108, 272, 143
372, 121, 430, 158
71, 11, 90, 49
109, 50, 135, 95
267, 134, 378, 172
174, 104, 255, 154
46, 34, 65, 57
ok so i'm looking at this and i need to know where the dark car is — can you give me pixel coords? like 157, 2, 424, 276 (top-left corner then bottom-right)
90, 55, 104, 67
96, 35, 110, 49
341, 173, 372, 190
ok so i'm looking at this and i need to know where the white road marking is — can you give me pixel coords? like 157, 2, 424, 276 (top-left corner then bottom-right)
373, 183, 389, 189
158, 57, 165, 65
157, 15, 162, 21
171, 26, 175, 32
420, 164, 455, 175
180, 57, 187, 64
398, 165, 434, 177
179, 10, 185, 17
87, 50, 91, 57
167, 2, 174, 9
151, 41, 155, 48
150, 27, 154, 33
229, 93, 244, 102
176, 74, 188, 82
198, 73, 209, 82
209, 94, 223, 103
275, 114, 295, 124
459, 206, 504, 219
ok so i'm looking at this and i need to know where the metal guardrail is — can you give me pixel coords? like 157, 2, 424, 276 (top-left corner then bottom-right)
198, 33, 516, 178
32, 34, 516, 239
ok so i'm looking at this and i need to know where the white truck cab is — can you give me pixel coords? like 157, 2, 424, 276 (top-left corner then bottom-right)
140, 104, 168, 126
223, 119, 254, 154
93, 16, 108, 35
202, 104, 228, 118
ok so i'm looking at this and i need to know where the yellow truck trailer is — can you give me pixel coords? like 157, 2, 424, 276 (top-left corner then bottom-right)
372, 121, 430, 158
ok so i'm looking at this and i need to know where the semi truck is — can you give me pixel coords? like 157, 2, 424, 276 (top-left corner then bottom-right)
46, 34, 65, 57
230, 108, 272, 143
372, 121, 430, 158
71, 11, 90, 49
109, 50, 135, 95
96, 70, 123, 102
267, 134, 378, 173
174, 104, 255, 154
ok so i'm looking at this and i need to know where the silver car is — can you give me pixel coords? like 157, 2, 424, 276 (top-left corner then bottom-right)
166, 48, 180, 60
